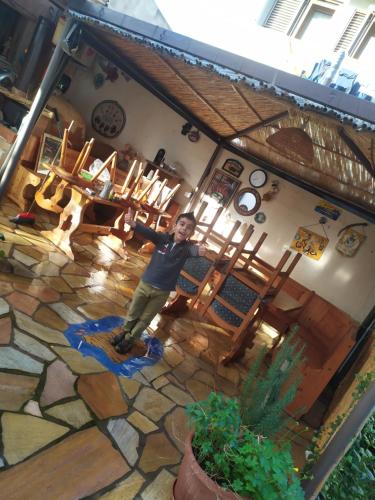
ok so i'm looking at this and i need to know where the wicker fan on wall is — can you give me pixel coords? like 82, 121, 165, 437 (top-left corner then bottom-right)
266, 127, 314, 164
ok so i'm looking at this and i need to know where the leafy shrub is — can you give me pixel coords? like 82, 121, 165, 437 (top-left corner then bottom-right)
186, 392, 304, 499
303, 367, 375, 498
240, 334, 304, 437
320, 414, 375, 499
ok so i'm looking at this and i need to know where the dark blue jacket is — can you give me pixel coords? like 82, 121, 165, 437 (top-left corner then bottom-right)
135, 223, 199, 291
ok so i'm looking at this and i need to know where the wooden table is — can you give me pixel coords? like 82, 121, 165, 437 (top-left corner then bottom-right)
41, 185, 133, 260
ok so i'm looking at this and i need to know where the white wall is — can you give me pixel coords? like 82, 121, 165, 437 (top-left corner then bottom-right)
65, 63, 374, 323
65, 65, 215, 205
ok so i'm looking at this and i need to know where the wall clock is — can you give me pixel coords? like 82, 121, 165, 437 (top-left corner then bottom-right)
91, 100, 126, 138
249, 169, 268, 188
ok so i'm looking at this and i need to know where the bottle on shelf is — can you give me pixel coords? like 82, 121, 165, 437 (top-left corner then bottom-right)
153, 148, 165, 166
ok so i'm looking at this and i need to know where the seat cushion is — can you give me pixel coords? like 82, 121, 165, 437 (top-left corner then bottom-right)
177, 256, 212, 294
212, 275, 259, 327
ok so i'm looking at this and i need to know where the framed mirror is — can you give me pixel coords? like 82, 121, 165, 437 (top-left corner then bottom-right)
234, 188, 261, 216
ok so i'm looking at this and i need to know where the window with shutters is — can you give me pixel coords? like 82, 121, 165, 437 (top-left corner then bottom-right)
334, 10, 367, 52
352, 14, 375, 62
263, 0, 304, 33
263, 0, 344, 36
294, 5, 334, 42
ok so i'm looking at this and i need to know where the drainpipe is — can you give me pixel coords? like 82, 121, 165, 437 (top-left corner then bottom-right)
302, 380, 375, 499
0, 18, 76, 201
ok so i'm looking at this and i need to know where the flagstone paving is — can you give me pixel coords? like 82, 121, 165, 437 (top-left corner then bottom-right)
0, 200, 310, 498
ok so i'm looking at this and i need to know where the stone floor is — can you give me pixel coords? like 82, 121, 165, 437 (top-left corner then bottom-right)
0, 199, 311, 499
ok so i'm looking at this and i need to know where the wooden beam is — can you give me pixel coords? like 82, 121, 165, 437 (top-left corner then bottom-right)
338, 127, 375, 178
157, 54, 237, 134
231, 84, 263, 120
226, 111, 289, 140
82, 29, 222, 144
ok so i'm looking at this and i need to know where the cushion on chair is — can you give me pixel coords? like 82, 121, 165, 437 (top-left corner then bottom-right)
212, 275, 259, 327
177, 256, 212, 295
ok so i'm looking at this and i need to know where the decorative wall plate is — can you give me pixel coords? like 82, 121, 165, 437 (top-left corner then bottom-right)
255, 212, 266, 224
91, 100, 126, 138
188, 130, 200, 142
249, 168, 268, 188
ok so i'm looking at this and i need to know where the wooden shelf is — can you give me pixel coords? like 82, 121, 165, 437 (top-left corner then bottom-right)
144, 160, 182, 189
0, 86, 54, 119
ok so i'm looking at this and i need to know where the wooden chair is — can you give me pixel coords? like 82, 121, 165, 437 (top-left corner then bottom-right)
35, 123, 97, 214
200, 235, 302, 364
162, 202, 242, 315
137, 176, 181, 230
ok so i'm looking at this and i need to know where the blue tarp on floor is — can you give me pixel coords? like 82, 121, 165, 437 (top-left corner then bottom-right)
64, 315, 163, 377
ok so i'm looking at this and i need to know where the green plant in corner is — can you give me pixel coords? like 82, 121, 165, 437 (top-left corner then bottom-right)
186, 392, 304, 499
239, 334, 304, 438
303, 366, 375, 497
319, 414, 375, 499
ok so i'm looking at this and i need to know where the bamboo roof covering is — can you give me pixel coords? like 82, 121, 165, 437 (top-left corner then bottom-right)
68, 4, 375, 221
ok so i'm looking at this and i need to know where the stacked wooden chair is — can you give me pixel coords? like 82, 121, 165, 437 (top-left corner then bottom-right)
199, 234, 302, 364
135, 170, 181, 230
35, 122, 98, 214
176, 203, 242, 304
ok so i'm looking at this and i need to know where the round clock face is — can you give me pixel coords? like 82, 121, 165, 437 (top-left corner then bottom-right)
91, 100, 126, 138
249, 169, 267, 188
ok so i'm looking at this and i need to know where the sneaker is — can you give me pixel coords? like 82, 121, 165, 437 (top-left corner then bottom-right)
110, 332, 125, 346
115, 336, 134, 354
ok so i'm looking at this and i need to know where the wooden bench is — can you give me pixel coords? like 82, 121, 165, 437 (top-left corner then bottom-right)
266, 280, 358, 416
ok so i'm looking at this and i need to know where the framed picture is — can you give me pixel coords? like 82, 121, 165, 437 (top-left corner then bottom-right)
205, 168, 241, 207
35, 133, 62, 175
222, 159, 243, 178
336, 228, 365, 257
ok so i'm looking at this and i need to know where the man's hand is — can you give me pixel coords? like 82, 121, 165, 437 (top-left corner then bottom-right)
124, 207, 136, 228
197, 243, 207, 257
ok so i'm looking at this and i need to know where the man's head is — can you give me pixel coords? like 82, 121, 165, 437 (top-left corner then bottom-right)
173, 212, 196, 243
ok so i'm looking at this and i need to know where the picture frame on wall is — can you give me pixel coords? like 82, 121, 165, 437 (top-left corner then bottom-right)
222, 158, 244, 178
35, 133, 62, 175
205, 168, 241, 207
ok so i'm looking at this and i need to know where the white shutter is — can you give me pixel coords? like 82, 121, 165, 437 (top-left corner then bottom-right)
334, 10, 366, 52
263, 0, 304, 33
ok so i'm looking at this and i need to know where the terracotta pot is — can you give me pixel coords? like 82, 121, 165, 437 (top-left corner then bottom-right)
173, 432, 239, 500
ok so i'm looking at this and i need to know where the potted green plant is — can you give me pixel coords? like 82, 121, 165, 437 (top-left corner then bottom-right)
173, 337, 305, 499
